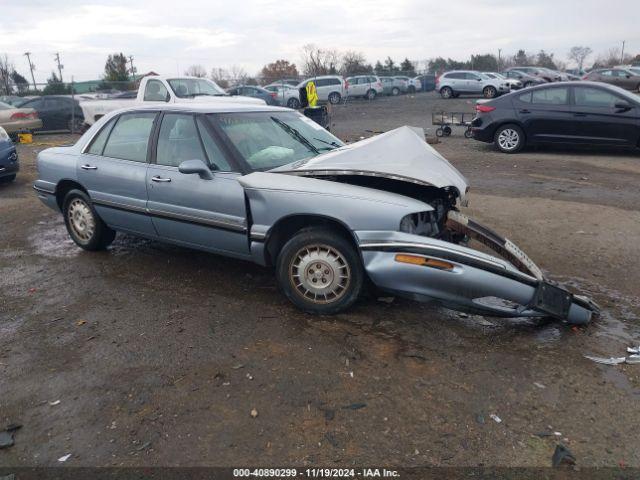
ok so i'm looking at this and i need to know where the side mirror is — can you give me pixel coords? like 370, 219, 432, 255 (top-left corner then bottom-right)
614, 100, 631, 111
178, 159, 213, 180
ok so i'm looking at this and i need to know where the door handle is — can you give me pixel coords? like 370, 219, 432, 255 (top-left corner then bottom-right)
151, 176, 171, 183
81, 164, 97, 170
518, 109, 531, 114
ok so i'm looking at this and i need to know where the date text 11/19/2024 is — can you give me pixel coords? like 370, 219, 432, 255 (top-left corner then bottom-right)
233, 468, 400, 477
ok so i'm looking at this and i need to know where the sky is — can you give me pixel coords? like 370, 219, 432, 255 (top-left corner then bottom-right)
0, 0, 638, 83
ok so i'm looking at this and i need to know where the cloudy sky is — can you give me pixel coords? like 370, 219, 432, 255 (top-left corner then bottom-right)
1, 0, 638, 83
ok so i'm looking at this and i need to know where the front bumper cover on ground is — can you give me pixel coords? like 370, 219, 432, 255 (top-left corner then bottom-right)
357, 212, 599, 325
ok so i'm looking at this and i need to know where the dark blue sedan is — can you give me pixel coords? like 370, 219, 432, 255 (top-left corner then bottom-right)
0, 127, 18, 183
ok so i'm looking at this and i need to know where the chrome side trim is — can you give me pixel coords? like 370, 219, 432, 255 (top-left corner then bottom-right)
148, 207, 247, 232
92, 198, 147, 214
33, 184, 55, 195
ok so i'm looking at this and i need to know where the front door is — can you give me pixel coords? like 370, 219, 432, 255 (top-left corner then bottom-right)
78, 112, 157, 236
571, 86, 640, 146
516, 86, 575, 143
146, 112, 249, 256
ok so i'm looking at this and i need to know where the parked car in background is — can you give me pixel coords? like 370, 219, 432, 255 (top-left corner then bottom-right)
471, 82, 640, 153
33, 103, 597, 324
265, 79, 299, 88
264, 84, 301, 108
502, 70, 545, 88
415, 74, 436, 92
582, 69, 640, 91
437, 71, 509, 99
379, 76, 402, 96
0, 95, 35, 107
394, 76, 421, 93
345, 75, 383, 100
505, 67, 558, 82
484, 72, 522, 90
297, 76, 346, 104
228, 85, 278, 105
111, 91, 138, 99
17, 95, 84, 132
0, 126, 18, 183
0, 101, 42, 135
79, 76, 264, 128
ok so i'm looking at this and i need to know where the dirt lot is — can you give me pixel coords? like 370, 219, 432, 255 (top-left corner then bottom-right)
1, 92, 639, 468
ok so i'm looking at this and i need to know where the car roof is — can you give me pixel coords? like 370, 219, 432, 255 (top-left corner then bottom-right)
113, 102, 291, 115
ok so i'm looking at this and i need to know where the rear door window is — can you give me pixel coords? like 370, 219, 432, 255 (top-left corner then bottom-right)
86, 117, 117, 155
103, 112, 156, 162
531, 87, 569, 105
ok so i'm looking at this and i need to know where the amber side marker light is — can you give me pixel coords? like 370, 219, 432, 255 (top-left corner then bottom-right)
394, 254, 454, 271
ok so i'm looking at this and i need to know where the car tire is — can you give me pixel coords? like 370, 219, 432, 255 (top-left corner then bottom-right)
0, 174, 16, 184
391, 87, 400, 96
328, 92, 341, 104
524, 81, 533, 88
63, 189, 116, 251
365, 89, 376, 100
287, 98, 301, 109
483, 86, 497, 98
276, 227, 364, 315
494, 124, 525, 153
440, 87, 453, 99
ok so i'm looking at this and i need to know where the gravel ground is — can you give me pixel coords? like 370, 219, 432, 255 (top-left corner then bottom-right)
1, 92, 639, 468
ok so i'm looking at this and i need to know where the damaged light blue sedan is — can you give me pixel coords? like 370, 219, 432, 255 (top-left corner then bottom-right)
33, 104, 598, 324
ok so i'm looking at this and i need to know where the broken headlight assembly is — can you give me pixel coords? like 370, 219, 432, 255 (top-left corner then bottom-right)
399, 211, 441, 237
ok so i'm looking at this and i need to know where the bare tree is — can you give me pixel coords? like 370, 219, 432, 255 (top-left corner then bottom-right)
185, 64, 207, 78
593, 48, 634, 68
567, 46, 593, 71
340, 51, 372, 76
0, 54, 14, 95
210, 67, 230, 88
300, 44, 339, 77
228, 65, 248, 86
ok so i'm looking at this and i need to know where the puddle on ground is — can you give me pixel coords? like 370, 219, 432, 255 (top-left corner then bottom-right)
29, 220, 79, 258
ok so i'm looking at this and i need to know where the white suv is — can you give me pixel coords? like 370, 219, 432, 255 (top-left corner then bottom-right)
345, 75, 383, 100
436, 71, 509, 99
297, 75, 346, 104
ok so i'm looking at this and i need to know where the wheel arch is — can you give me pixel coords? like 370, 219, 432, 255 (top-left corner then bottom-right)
55, 179, 88, 210
263, 214, 358, 266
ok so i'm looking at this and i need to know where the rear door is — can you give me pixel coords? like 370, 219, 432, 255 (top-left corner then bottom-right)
465, 72, 483, 93
571, 85, 640, 146
146, 112, 249, 256
516, 86, 574, 143
78, 112, 157, 236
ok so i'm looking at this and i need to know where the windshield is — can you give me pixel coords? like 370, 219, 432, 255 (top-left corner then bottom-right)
209, 111, 344, 171
168, 78, 226, 98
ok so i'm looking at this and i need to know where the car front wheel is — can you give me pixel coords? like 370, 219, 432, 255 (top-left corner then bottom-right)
287, 98, 301, 109
63, 189, 116, 250
328, 92, 341, 104
483, 86, 497, 98
276, 228, 364, 315
494, 124, 525, 153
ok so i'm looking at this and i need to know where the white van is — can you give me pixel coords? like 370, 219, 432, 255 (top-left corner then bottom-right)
297, 75, 346, 104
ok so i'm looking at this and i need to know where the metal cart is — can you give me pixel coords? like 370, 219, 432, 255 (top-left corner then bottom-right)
432, 111, 474, 138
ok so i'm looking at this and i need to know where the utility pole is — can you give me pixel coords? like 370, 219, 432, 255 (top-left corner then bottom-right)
621, 40, 626, 64
24, 52, 37, 91
54, 52, 64, 82
128, 55, 136, 79
498, 49, 502, 69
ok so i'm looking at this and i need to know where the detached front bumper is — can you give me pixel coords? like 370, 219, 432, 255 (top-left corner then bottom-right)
356, 213, 599, 324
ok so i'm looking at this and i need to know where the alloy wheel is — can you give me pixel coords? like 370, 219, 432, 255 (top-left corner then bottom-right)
497, 128, 520, 151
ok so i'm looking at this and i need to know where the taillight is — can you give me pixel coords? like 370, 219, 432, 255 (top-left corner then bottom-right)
270, 92, 277, 98
476, 105, 496, 113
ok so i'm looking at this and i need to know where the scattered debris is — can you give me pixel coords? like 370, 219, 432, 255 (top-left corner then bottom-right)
533, 382, 546, 389
76, 319, 87, 326
58, 454, 72, 462
534, 431, 554, 438
475, 414, 485, 424
324, 432, 339, 448
49, 400, 61, 406
341, 402, 367, 410
584, 355, 626, 365
476, 318, 495, 327
245, 373, 253, 380
626, 355, 640, 364
231, 364, 244, 370
136, 441, 151, 451
0, 424, 22, 449
377, 296, 394, 304
250, 408, 258, 418
627, 346, 640, 354
552, 444, 576, 467
489, 414, 502, 423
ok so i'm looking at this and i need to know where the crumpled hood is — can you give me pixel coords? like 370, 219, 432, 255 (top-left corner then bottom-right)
273, 126, 469, 198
